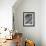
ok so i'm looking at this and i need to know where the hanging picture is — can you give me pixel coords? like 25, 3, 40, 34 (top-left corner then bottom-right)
23, 12, 35, 27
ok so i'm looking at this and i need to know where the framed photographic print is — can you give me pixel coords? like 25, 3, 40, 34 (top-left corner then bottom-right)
23, 12, 35, 27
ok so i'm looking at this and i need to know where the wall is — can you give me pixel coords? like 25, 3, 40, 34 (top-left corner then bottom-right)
41, 0, 46, 46
0, 0, 16, 30
13, 0, 42, 46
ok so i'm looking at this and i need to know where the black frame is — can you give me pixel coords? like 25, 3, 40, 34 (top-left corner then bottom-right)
23, 12, 35, 27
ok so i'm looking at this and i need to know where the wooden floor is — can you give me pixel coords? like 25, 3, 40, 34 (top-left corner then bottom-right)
0, 39, 16, 46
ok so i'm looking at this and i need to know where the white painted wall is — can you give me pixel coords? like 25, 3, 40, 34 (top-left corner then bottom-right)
0, 0, 16, 29
13, 0, 46, 46
41, 0, 46, 46
13, 0, 41, 46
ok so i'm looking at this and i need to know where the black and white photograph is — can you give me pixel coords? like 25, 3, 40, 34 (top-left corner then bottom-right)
23, 12, 35, 27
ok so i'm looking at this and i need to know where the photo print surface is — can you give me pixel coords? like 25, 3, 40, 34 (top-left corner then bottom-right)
23, 12, 35, 27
